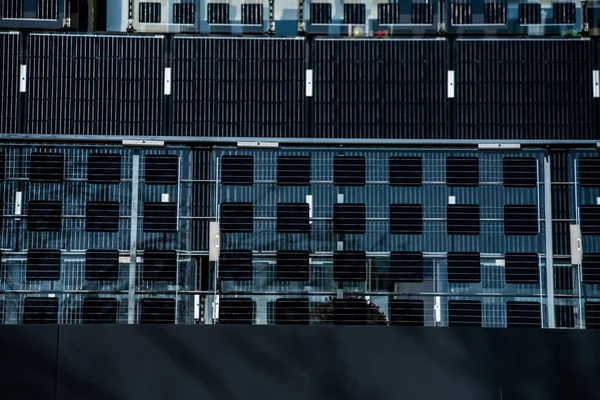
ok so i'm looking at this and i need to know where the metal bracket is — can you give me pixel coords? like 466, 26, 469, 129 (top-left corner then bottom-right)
593, 70, 599, 98
19, 65, 26, 93
306, 69, 313, 97
478, 143, 521, 150
122, 139, 165, 147
237, 141, 279, 148
447, 70, 454, 98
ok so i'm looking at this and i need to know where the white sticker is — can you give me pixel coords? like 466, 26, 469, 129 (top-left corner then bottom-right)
448, 196, 456, 205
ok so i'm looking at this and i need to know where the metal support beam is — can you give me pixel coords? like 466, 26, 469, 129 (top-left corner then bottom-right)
127, 154, 140, 324
544, 155, 556, 328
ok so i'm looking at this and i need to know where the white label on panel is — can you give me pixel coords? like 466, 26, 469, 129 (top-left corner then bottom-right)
337, 194, 344, 203
164, 67, 172, 95
596, 197, 600, 205
19, 65, 26, 92
593, 70, 599, 98
48, 293, 55, 298
119, 256, 131, 264
447, 70, 455, 98
570, 224, 583, 265
306, 69, 313, 97
496, 259, 505, 267
194, 294, 200, 319
213, 295, 220, 320
162, 193, 170, 203
448, 196, 456, 205
209, 222, 220, 261
306, 195, 313, 224
14, 191, 22, 216
434, 296, 441, 322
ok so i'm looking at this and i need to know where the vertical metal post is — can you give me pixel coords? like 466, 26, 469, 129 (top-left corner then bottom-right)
544, 155, 556, 328
128, 154, 140, 324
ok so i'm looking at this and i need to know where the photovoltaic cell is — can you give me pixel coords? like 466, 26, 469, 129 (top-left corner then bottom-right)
219, 298, 254, 324
36, 0, 58, 19
446, 157, 479, 187
333, 299, 368, 325
140, 298, 176, 324
241, 3, 262, 25
333, 251, 366, 282
505, 253, 539, 284
138, 2, 161, 23
555, 305, 575, 328
143, 250, 177, 281
518, 3, 541, 24
389, 157, 422, 186
504, 205, 538, 236
580, 206, 600, 235
334, 203, 366, 234
447, 204, 480, 235
221, 156, 253, 186
579, 158, 600, 187
82, 298, 118, 324
30, 152, 64, 182
206, 3, 229, 23
276, 250, 310, 281
585, 303, 600, 329
553, 2, 575, 24
378, 4, 400, 24
503, 158, 537, 188
85, 250, 119, 281
173, 3, 195, 24
389, 252, 423, 282
86, 202, 120, 232
506, 301, 541, 328
23, 297, 58, 324
311, 3, 332, 24
145, 155, 179, 185
88, 154, 121, 183
554, 265, 573, 293
28, 201, 62, 231
447, 252, 480, 283
220, 203, 253, 233
277, 203, 310, 233
277, 156, 310, 186
334, 156, 366, 186
484, 2, 507, 24
2, 0, 23, 19
390, 204, 423, 234
451, 2, 472, 24
412, 3, 433, 24
448, 300, 482, 327
219, 250, 253, 281
143, 202, 177, 232
343, 3, 365, 24
582, 254, 600, 284
26, 249, 61, 281
390, 299, 424, 326
275, 298, 310, 325
0, 152, 5, 181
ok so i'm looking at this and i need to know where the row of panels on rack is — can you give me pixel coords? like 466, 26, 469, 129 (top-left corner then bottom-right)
0, 293, 595, 328
0, 144, 211, 251
0, 32, 597, 141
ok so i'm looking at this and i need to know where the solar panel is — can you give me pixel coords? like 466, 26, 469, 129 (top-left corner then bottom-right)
447, 252, 480, 283
207, 3, 229, 24
389, 156, 422, 187
344, 3, 365, 24
553, 2, 575, 24
28, 201, 62, 232
390, 299, 425, 326
448, 300, 482, 327
333, 251, 366, 282
143, 202, 178, 232
219, 298, 254, 324
579, 158, 600, 187
276, 250, 310, 281
555, 305, 575, 328
504, 205, 538, 236
378, 4, 400, 24
145, 155, 179, 185
582, 253, 600, 284
139, 2, 161, 23
36, 0, 58, 20
333, 156, 366, 186
277, 156, 310, 186
85, 250, 119, 281
389, 252, 423, 282
334, 203, 366, 234
26, 249, 61, 281
277, 203, 310, 233
503, 158, 537, 188
332, 299, 368, 325
88, 154, 121, 184
241, 3, 262, 25
484, 2, 507, 24
504, 253, 539, 284
86, 201, 119, 232
554, 264, 573, 292
310, 3, 332, 24
275, 298, 310, 325
585, 303, 600, 329
451, 2, 473, 24
220, 203, 253, 233
412, 3, 433, 24
221, 156, 253, 186
0, 152, 5, 182
447, 204, 480, 235
23, 297, 58, 324
390, 204, 423, 234
30, 152, 64, 182
518, 3, 541, 24
173, 3, 195, 24
219, 250, 253, 281
446, 157, 479, 187
140, 298, 176, 324
580, 205, 600, 235
506, 301, 541, 328
143, 250, 177, 281
82, 298, 118, 324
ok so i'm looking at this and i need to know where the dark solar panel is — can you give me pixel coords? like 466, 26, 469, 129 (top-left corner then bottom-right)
579, 158, 600, 187
334, 203, 366, 234
143, 250, 177, 281
447, 252, 480, 283
145, 155, 179, 185
447, 204, 480, 235
504, 205, 538, 235
219, 250, 253, 281
143, 202, 178, 232
333, 251, 366, 282
28, 201, 62, 231
334, 156, 366, 186
277, 156, 310, 186
219, 298, 254, 324
30, 152, 64, 182
220, 203, 253, 233
276, 250, 310, 281
275, 298, 310, 325
390, 300, 425, 326
506, 301, 541, 328
389, 156, 422, 187
277, 203, 310, 233
26, 249, 61, 281
88, 154, 121, 184
221, 156, 253, 186
448, 300, 482, 327
503, 157, 537, 188
140, 298, 176, 324
82, 298, 118, 324
389, 252, 423, 282
580, 205, 600, 235
23, 297, 58, 324
505, 253, 539, 284
85, 250, 119, 281
390, 204, 423, 234
446, 157, 479, 187
86, 201, 120, 232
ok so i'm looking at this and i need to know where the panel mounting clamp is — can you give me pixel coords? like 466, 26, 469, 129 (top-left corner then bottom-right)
447, 70, 454, 98
237, 141, 279, 148
593, 70, 599, 98
122, 139, 165, 147
478, 143, 521, 150
306, 69, 313, 97
19, 65, 27, 93
164, 67, 172, 96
